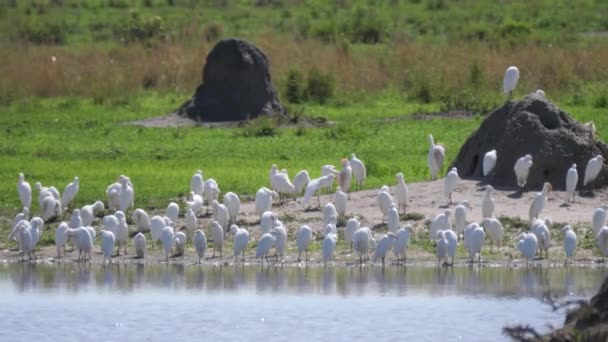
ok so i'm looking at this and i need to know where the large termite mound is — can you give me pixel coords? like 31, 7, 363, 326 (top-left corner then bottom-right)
172, 38, 285, 122
450, 93, 608, 190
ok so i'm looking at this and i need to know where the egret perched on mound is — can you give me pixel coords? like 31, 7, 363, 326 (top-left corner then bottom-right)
428, 134, 445, 180
256, 231, 277, 266
296, 225, 313, 262
350, 153, 367, 191
454, 201, 472, 239
529, 182, 552, 222
293, 170, 311, 195
562, 225, 577, 263
334, 188, 347, 220
165, 202, 179, 225
131, 208, 151, 233
344, 217, 360, 250
584, 155, 604, 188
376, 185, 394, 222
483, 150, 497, 177
514, 154, 533, 190
134, 232, 146, 258
191, 170, 204, 197
517, 232, 538, 265
482, 185, 495, 219
17, 173, 31, 209
429, 210, 451, 241
395, 173, 408, 214
61, 176, 79, 210
211, 221, 224, 258
536, 89, 545, 97
444, 167, 460, 205
393, 225, 412, 262
374, 233, 397, 266
101, 230, 115, 263
464, 223, 485, 263
300, 174, 335, 209
338, 158, 352, 193
322, 232, 338, 265
223, 192, 241, 224
230, 225, 250, 263
503, 66, 519, 98
592, 205, 608, 235
255, 187, 278, 217
565, 163, 579, 203
81, 201, 104, 226
193, 230, 207, 263
481, 218, 504, 252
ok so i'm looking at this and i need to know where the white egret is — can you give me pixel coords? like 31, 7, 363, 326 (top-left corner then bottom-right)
300, 174, 335, 209
101, 230, 115, 263
191, 170, 204, 197
17, 173, 32, 209
350, 153, 367, 191
338, 158, 352, 193
36, 182, 60, 208
149, 215, 166, 249
503, 66, 519, 98
444, 167, 460, 204
114, 211, 129, 255
393, 225, 412, 262
531, 220, 551, 259
161, 226, 175, 261
296, 225, 313, 262
517, 232, 538, 265
344, 217, 360, 250
435, 231, 448, 265
69, 209, 83, 229
118, 178, 134, 213
374, 233, 397, 266
193, 230, 207, 263
323, 203, 337, 226
131, 208, 151, 232
536, 89, 545, 97
273, 225, 287, 261
592, 205, 608, 235
483, 150, 497, 177
514, 154, 533, 190
562, 225, 577, 263
186, 192, 204, 216
353, 227, 374, 263
387, 204, 399, 233
55, 222, 69, 257
445, 229, 458, 265
81, 201, 104, 226
212, 200, 229, 232
271, 168, 295, 202
597, 227, 608, 259
211, 221, 224, 258
255, 187, 278, 217
429, 210, 451, 241
464, 223, 485, 263
428, 134, 445, 180
41, 196, 61, 222
134, 232, 146, 258
293, 170, 311, 195
260, 211, 278, 235
454, 201, 472, 239
61, 176, 79, 209
322, 232, 338, 265
565, 163, 578, 203
256, 231, 277, 266
204, 178, 220, 212
174, 231, 186, 257
376, 185, 394, 222
395, 173, 408, 214
185, 209, 197, 238
481, 218, 504, 252
73, 227, 93, 262
584, 155, 604, 188
223, 192, 241, 224
231, 225, 250, 263
482, 185, 495, 219
529, 182, 552, 222
334, 188, 347, 220
15, 222, 34, 261
165, 202, 179, 224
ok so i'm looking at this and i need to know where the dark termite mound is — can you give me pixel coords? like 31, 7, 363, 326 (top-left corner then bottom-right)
450, 93, 608, 190
172, 38, 285, 122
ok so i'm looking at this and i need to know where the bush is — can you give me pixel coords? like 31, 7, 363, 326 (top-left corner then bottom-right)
594, 94, 608, 108
115, 12, 165, 43
18, 20, 68, 44
238, 116, 278, 138
499, 19, 532, 39
305, 67, 334, 104
349, 7, 385, 44
108, 0, 130, 8
439, 88, 498, 114
202, 22, 223, 43
469, 61, 483, 88
284, 67, 305, 104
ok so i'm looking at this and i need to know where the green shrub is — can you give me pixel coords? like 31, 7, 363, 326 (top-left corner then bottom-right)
108, 0, 130, 8
238, 116, 278, 138
18, 20, 68, 44
469, 61, 483, 88
439, 88, 498, 114
594, 94, 608, 108
305, 67, 334, 104
349, 7, 385, 44
284, 67, 305, 104
115, 12, 165, 43
499, 19, 532, 39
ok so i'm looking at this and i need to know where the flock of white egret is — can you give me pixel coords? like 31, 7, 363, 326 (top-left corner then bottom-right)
7, 65, 608, 267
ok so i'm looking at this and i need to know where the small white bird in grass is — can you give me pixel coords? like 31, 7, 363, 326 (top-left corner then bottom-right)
429, 210, 452, 241
481, 218, 504, 252
268, 164, 280, 191
344, 217, 360, 250
161, 226, 175, 262
81, 201, 104, 226
387, 204, 400, 233
444, 167, 460, 205
204, 179, 220, 212
566, 163, 579, 203
101, 230, 116, 263
255, 187, 278, 218
185, 209, 197, 238
134, 232, 146, 258
223, 192, 241, 224
435, 231, 448, 265
531, 220, 551, 259
296, 225, 313, 262
562, 225, 577, 263
212, 200, 229, 232
191, 170, 204, 197
536, 89, 545, 97
230, 225, 250, 263
69, 209, 83, 229
334, 189, 347, 220
584, 155, 604, 188
338, 158, 352, 193
454, 201, 472, 239
597, 227, 608, 260
271, 169, 296, 203
353, 227, 375, 263
114, 211, 129, 256
393, 225, 412, 262
464, 223, 485, 263
376, 185, 394, 222
105, 177, 126, 212
482, 185, 495, 219
320, 165, 338, 193
41, 196, 61, 222
483, 150, 497, 177
256, 231, 277, 266
529, 182, 552, 222
211, 221, 224, 258
514, 154, 534, 190
273, 225, 288, 261
374, 233, 397, 266
300, 175, 335, 210
174, 232, 186, 257
503, 66, 520, 98
293, 170, 311, 195
17, 173, 32, 209
61, 176, 79, 210
131, 208, 151, 233
322, 232, 338, 265
444, 229, 458, 265
428, 134, 446, 180
36, 182, 60, 209
118, 178, 134, 213
350, 153, 367, 191
517, 232, 538, 265
592, 205, 608, 235
193, 230, 207, 263
186, 192, 204, 216
395, 173, 408, 214
323, 203, 338, 226
55, 222, 69, 258
165, 202, 179, 225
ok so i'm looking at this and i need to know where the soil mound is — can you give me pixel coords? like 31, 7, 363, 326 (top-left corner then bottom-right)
450, 93, 608, 190
172, 38, 285, 122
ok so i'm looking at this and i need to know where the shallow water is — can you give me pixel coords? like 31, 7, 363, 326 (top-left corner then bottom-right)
0, 264, 606, 342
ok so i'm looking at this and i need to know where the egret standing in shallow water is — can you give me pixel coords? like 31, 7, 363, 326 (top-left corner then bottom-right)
256, 231, 277, 266
296, 225, 313, 262
562, 225, 577, 264
193, 230, 207, 263
374, 233, 397, 266
517, 232, 538, 266
464, 223, 485, 263
211, 221, 224, 258
435, 231, 448, 265
514, 154, 533, 191
134, 232, 146, 258
322, 232, 338, 265
428, 134, 445, 181
503, 66, 519, 99
161, 226, 175, 262
101, 230, 115, 263
344, 217, 360, 250
393, 225, 412, 262
17, 173, 32, 209
444, 167, 460, 205
231, 225, 250, 263
565, 163, 578, 203
483, 150, 497, 178
584, 155, 604, 190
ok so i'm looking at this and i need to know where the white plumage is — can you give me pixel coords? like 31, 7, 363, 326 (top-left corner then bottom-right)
373, 233, 396, 266
565, 163, 578, 203
223, 192, 241, 224
55, 222, 69, 257
260, 211, 279, 235
134, 232, 146, 258
344, 217, 360, 250
81, 201, 104, 226
428, 134, 445, 180
483, 150, 497, 177
338, 158, 352, 193
334, 188, 347, 219
69, 209, 83, 229
464, 223, 485, 263
256, 231, 276, 266
185, 208, 197, 238
435, 230, 448, 265
131, 208, 151, 232
273, 225, 287, 261
118, 178, 134, 213
444, 229, 458, 265
481, 218, 504, 252
353, 227, 375, 263
41, 196, 61, 222
536, 89, 545, 97
392, 225, 412, 262
531, 220, 550, 259
503, 66, 519, 96
376, 185, 394, 222
296, 225, 313, 262
300, 174, 335, 210
293, 170, 311, 194
101, 230, 115, 263
429, 210, 451, 241
454, 201, 472, 238
212, 200, 229, 231
322, 232, 338, 265
204, 178, 220, 211
482, 185, 495, 219
592, 205, 608, 235
230, 225, 250, 262
36, 182, 60, 209
61, 176, 79, 209
395, 172, 408, 214
17, 221, 35, 261
529, 182, 552, 222
562, 225, 577, 262
193, 230, 207, 263
165, 202, 179, 224
186, 192, 204, 216
387, 204, 399, 233
271, 168, 295, 200
584, 155, 604, 187
514, 154, 533, 189
191, 170, 204, 197
211, 221, 224, 258
174, 231, 186, 256
444, 167, 460, 204
9, 207, 29, 243
597, 226, 608, 258
323, 202, 337, 226
255, 187, 278, 217
350, 153, 367, 191
73, 227, 93, 262
114, 211, 129, 255
17, 173, 32, 209
149, 215, 166, 248
517, 232, 538, 264
161, 226, 175, 261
